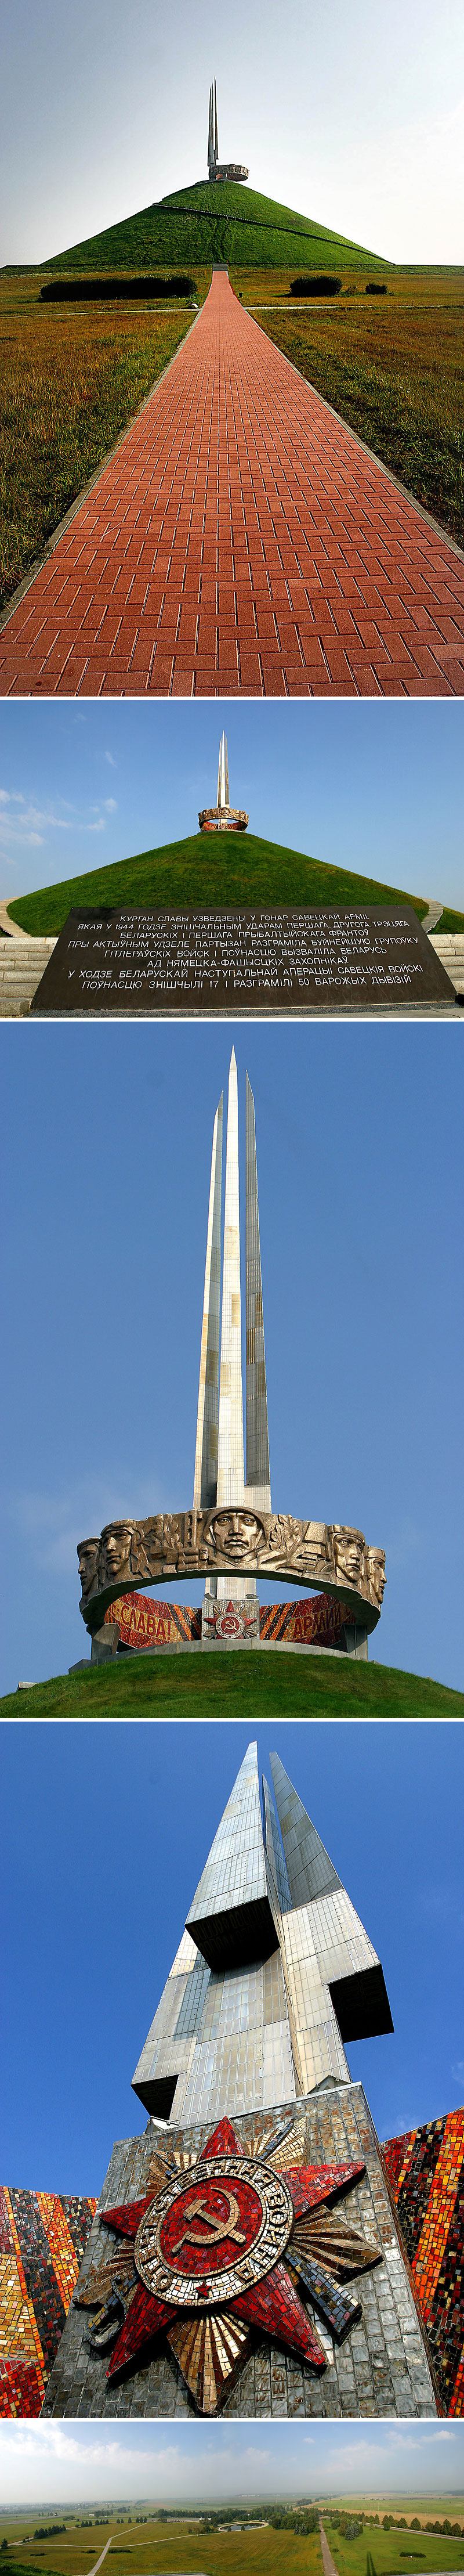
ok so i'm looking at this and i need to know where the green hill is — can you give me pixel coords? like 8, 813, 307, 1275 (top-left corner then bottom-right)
5, 831, 442, 939
39, 179, 385, 278
2, 1654, 462, 1723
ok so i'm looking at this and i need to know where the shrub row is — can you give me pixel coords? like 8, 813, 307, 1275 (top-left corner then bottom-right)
290, 273, 342, 294
39, 275, 195, 302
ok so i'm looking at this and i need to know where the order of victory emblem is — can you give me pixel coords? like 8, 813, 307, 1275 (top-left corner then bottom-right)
77, 2117, 383, 2413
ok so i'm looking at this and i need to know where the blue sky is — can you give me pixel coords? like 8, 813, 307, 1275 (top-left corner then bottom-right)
0, 1018, 462, 1697
1, 702, 463, 912
1, 0, 463, 266
0, 2410, 463, 2505
1, 1721, 463, 2195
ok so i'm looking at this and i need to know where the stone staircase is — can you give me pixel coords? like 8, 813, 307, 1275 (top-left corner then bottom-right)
0, 936, 57, 1016
429, 932, 464, 1000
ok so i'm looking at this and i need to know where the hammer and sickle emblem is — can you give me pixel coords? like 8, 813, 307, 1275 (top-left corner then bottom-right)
176, 2187, 246, 2249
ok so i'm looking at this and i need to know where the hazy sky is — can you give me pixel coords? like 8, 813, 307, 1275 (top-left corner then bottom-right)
1, 0, 463, 266
1, 1020, 463, 1695
1, 702, 463, 911
1, 1722, 463, 2192
1, 2412, 463, 2506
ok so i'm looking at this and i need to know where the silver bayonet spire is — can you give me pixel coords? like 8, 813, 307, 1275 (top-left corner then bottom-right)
193, 1091, 223, 1510
245, 1071, 271, 1512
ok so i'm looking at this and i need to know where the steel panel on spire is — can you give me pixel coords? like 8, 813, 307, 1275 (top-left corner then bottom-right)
245, 1071, 271, 1512
217, 1049, 245, 1597
193, 1092, 223, 1511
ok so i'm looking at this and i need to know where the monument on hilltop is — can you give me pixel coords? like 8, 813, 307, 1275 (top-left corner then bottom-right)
198, 732, 248, 833
42, 1738, 439, 2419
77, 1051, 386, 1658
207, 77, 248, 185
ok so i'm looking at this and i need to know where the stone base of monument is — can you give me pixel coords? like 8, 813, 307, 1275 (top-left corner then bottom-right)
90, 1623, 120, 1665
41, 2084, 439, 2420
201, 1595, 260, 1646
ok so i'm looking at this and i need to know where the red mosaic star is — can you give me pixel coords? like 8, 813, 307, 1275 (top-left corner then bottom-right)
96, 2117, 367, 2410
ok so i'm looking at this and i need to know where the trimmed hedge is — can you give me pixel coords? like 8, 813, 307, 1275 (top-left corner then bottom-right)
39, 274, 195, 301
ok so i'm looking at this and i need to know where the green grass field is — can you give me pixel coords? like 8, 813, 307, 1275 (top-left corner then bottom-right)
31, 178, 383, 278
322, 2527, 464, 2576
321, 2510, 464, 2531
6, 829, 463, 940
253, 275, 464, 550
0, 2532, 322, 2576
2, 1650, 462, 1723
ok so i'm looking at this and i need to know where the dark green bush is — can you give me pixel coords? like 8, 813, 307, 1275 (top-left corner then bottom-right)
40, 275, 195, 302
290, 273, 342, 295
366, 280, 387, 293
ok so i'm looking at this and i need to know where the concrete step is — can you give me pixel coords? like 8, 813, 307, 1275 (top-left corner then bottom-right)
0, 937, 57, 1015
430, 932, 464, 997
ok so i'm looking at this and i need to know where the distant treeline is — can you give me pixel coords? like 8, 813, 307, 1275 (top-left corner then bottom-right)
290, 274, 342, 294
325, 2515, 464, 2539
39, 276, 195, 302
270, 2511, 320, 2534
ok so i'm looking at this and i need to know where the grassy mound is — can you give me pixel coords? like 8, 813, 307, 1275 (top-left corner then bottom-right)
39, 179, 385, 279
2, 1654, 462, 1723
5, 830, 439, 939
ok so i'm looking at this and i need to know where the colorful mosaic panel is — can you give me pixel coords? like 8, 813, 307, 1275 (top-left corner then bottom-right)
383, 2109, 464, 2414
0, 2189, 96, 2418
105, 1594, 202, 1646
259, 1596, 354, 1644
104, 1593, 353, 1650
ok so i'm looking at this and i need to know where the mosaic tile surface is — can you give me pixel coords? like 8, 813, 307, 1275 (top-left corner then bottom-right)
105, 1596, 201, 1646
383, 2109, 464, 2415
42, 2086, 438, 2418
260, 1598, 354, 1645
104, 1594, 353, 1650
0, 2188, 96, 2418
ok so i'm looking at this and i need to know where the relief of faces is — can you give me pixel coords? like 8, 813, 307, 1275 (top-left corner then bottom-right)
101, 1522, 137, 1584
211, 1509, 264, 1561
77, 1538, 100, 1599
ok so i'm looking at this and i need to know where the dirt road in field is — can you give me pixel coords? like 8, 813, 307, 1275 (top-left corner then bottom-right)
85, 2542, 114, 2576
1, 269, 463, 697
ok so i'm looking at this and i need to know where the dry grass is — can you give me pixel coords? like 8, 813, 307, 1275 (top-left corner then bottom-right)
245, 269, 464, 548
0, 277, 191, 611
0, 2529, 323, 2576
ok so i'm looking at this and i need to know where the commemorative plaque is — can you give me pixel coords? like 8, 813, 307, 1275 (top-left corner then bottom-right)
30, 904, 456, 1013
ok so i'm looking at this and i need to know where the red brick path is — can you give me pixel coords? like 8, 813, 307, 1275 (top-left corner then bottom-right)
2, 271, 463, 698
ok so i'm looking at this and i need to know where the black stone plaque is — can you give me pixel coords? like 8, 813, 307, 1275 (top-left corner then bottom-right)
30, 904, 456, 1014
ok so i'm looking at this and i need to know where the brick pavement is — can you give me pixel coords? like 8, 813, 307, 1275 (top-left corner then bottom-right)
1, 270, 463, 699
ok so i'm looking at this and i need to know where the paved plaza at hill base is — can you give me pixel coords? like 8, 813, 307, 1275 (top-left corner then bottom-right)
1, 273, 463, 699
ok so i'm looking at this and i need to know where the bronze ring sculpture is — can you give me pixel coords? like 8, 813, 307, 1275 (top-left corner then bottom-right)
77, 1509, 386, 1636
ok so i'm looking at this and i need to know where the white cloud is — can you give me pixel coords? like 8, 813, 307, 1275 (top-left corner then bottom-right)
0, 2418, 462, 2508
0, 784, 116, 860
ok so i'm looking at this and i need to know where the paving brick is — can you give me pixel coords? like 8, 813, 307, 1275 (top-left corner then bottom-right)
1, 272, 463, 698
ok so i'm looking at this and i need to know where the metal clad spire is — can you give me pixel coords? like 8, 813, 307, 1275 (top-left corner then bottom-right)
270, 1752, 342, 1907
217, 1048, 245, 1521
262, 1774, 292, 1914
245, 1071, 271, 1510
214, 76, 218, 161
193, 1093, 223, 1509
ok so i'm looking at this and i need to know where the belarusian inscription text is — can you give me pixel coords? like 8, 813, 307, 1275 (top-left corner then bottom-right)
30, 905, 455, 1013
